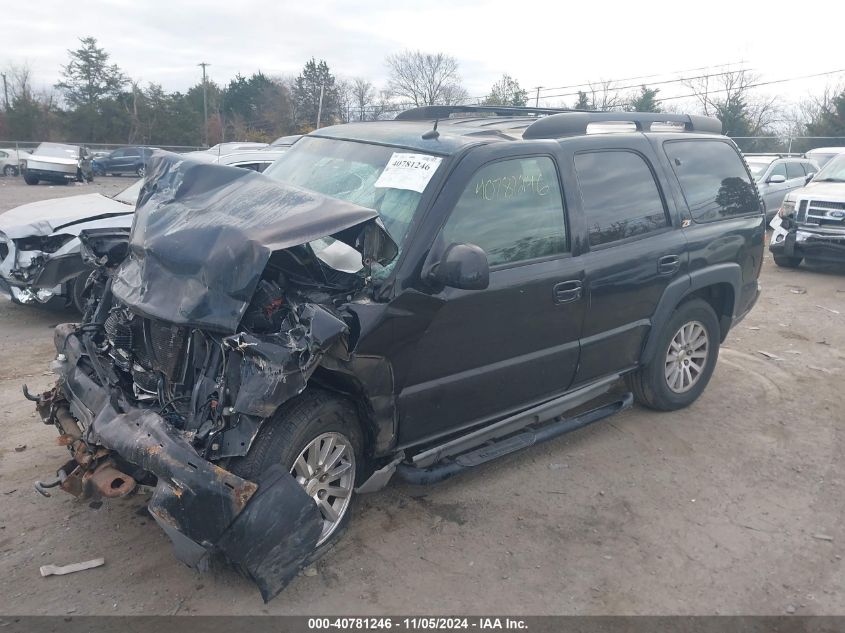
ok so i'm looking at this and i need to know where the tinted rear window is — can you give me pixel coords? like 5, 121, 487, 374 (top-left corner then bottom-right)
664, 140, 760, 222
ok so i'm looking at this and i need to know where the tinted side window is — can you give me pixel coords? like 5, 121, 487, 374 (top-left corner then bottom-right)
574, 150, 668, 247
442, 156, 567, 267
786, 162, 805, 179
769, 162, 787, 178
664, 140, 760, 222
110, 149, 125, 158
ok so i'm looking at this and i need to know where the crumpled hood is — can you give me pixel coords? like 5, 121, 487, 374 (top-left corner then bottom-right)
0, 194, 133, 238
111, 151, 398, 332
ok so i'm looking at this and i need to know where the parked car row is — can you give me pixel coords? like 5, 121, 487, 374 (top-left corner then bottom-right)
0, 140, 300, 310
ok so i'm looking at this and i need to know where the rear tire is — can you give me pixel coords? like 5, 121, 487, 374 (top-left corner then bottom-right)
626, 298, 720, 411
773, 254, 802, 268
3, 165, 16, 177
229, 388, 363, 562
23, 174, 38, 185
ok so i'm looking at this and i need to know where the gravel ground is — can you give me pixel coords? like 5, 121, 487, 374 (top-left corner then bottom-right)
1, 176, 844, 615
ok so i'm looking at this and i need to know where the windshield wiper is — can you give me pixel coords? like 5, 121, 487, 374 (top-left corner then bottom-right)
814, 177, 845, 183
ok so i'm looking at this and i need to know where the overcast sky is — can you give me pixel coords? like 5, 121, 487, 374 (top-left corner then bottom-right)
4, 0, 844, 108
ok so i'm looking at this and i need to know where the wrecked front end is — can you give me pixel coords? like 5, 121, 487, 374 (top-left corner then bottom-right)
770, 199, 845, 264
0, 200, 134, 306
0, 230, 79, 304
30, 153, 397, 601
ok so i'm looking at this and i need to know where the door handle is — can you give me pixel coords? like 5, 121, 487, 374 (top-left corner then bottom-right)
553, 280, 582, 304
658, 254, 680, 276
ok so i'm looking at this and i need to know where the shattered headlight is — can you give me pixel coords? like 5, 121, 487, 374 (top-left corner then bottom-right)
778, 200, 795, 218
15, 234, 74, 253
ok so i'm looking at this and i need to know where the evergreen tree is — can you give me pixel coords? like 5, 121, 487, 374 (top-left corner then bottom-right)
574, 91, 590, 110
293, 59, 339, 131
55, 36, 127, 141
627, 85, 661, 112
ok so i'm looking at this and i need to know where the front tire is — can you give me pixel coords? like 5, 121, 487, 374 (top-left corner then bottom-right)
773, 254, 802, 268
627, 298, 720, 411
230, 389, 363, 559
3, 165, 16, 177
69, 270, 93, 314
23, 174, 38, 185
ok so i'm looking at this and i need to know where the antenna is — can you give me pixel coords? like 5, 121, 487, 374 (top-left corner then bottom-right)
422, 119, 440, 140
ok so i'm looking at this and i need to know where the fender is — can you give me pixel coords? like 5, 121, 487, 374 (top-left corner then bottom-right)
640, 263, 742, 365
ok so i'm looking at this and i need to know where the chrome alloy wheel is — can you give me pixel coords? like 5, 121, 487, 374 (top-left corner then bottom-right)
291, 432, 355, 545
664, 320, 709, 394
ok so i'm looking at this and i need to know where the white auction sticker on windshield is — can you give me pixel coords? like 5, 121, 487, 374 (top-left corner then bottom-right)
374, 153, 442, 193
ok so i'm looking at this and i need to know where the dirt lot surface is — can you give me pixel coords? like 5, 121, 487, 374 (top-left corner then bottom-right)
1, 176, 844, 616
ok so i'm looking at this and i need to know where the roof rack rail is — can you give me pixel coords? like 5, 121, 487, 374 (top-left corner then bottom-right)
523, 112, 722, 139
395, 105, 574, 121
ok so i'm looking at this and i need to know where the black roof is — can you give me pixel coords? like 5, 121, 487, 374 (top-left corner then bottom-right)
311, 107, 723, 156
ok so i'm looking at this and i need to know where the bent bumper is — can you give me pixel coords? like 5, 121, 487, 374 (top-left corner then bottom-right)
770, 226, 845, 263
25, 168, 77, 182
41, 324, 322, 601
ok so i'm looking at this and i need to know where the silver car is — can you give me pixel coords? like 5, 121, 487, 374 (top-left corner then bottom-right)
0, 147, 31, 176
745, 155, 818, 220
0, 180, 140, 311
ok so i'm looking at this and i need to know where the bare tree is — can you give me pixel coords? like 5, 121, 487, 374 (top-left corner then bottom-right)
351, 77, 375, 120
682, 69, 781, 136
587, 80, 623, 111
385, 50, 467, 106
783, 82, 844, 136
5, 63, 33, 101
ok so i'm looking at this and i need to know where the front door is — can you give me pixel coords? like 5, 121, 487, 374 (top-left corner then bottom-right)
393, 152, 586, 446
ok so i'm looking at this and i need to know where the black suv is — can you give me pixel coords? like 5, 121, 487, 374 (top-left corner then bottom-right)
30, 108, 763, 601
92, 146, 154, 177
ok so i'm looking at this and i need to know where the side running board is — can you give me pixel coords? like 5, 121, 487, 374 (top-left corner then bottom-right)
395, 393, 633, 486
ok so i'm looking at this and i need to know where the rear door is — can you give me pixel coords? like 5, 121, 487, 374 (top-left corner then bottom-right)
662, 138, 764, 321
393, 147, 586, 446
566, 137, 687, 385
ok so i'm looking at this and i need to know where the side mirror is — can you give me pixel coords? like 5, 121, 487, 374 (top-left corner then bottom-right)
805, 173, 815, 184
424, 242, 490, 291
768, 174, 787, 184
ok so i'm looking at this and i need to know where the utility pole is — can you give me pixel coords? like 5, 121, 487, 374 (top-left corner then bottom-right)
533, 86, 543, 108
316, 84, 325, 129
198, 62, 210, 147
1, 73, 8, 110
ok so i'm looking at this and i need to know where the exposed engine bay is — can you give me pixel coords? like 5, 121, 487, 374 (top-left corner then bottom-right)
28, 153, 399, 601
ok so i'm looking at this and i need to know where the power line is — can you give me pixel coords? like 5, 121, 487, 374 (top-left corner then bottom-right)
658, 67, 845, 102
534, 68, 754, 102
351, 67, 745, 113
533, 60, 746, 95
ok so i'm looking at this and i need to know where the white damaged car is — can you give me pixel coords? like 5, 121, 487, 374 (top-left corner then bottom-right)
0, 180, 140, 311
21, 142, 95, 185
